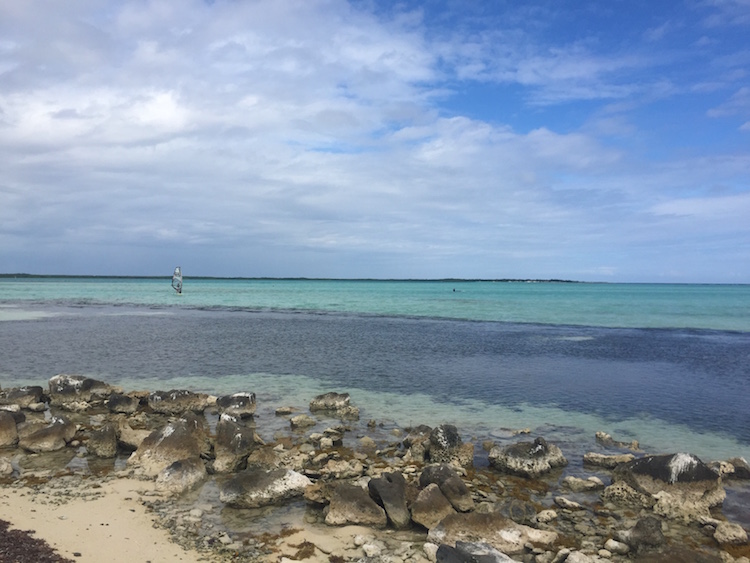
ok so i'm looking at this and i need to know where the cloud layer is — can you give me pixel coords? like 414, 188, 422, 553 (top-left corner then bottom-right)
1, 0, 749, 281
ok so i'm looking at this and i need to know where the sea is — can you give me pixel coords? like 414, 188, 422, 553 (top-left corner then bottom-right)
1, 277, 750, 522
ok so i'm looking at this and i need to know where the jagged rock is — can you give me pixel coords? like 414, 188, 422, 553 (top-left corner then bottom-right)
601, 480, 655, 509
127, 415, 210, 476
436, 541, 517, 563
156, 457, 207, 495
368, 471, 410, 529
488, 437, 567, 478
320, 458, 364, 479
148, 389, 210, 414
583, 452, 636, 469
614, 516, 665, 553
562, 475, 605, 492
107, 393, 140, 414
213, 413, 262, 473
0, 411, 18, 447
428, 424, 473, 467
427, 512, 558, 555
87, 423, 118, 458
18, 416, 76, 453
216, 392, 256, 419
411, 483, 456, 529
219, 467, 311, 508
309, 392, 359, 419
48, 375, 115, 409
612, 453, 726, 522
323, 482, 387, 528
0, 386, 44, 410
713, 521, 748, 545
419, 464, 474, 512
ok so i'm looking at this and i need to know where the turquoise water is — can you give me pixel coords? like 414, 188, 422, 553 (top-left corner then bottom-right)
1, 277, 749, 331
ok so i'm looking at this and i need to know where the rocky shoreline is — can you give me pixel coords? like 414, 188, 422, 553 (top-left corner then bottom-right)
1, 375, 749, 563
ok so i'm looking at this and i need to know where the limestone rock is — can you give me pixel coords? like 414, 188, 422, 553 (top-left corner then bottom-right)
583, 452, 636, 469
427, 512, 558, 555
49, 374, 115, 409
0, 411, 18, 448
614, 516, 665, 553
216, 392, 256, 419
726, 457, 750, 480
595, 431, 639, 451
436, 541, 517, 563
116, 419, 152, 450
562, 475, 605, 492
368, 471, 410, 529
604, 538, 629, 555
428, 424, 473, 467
107, 393, 140, 414
420, 464, 474, 512
219, 467, 311, 508
713, 521, 748, 546
290, 414, 316, 429
127, 415, 210, 476
0, 386, 44, 410
612, 453, 726, 522
88, 423, 118, 458
18, 416, 76, 453
213, 413, 261, 473
156, 457, 207, 496
309, 392, 359, 420
324, 482, 387, 528
0, 457, 12, 476
488, 437, 567, 478
148, 389, 210, 415
411, 483, 456, 530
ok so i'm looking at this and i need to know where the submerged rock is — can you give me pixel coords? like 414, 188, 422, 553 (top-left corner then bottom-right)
309, 392, 360, 419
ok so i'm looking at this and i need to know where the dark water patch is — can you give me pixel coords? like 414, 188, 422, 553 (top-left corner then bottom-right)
1, 306, 748, 445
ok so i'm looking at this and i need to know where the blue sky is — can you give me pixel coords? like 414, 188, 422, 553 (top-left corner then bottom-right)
1, 0, 748, 282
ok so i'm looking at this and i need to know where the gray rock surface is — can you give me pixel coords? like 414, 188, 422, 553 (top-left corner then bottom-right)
488, 437, 567, 478
219, 467, 311, 508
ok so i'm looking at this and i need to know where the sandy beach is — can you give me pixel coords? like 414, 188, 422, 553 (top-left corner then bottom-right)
0, 476, 205, 563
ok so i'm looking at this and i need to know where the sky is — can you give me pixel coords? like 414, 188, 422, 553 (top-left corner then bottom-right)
1, 0, 749, 282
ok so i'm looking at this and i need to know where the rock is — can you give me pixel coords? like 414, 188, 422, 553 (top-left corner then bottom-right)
156, 457, 207, 495
367, 471, 411, 529
601, 480, 654, 508
436, 541, 517, 562
107, 393, 140, 414
562, 475, 604, 492
0, 386, 44, 410
116, 419, 152, 450
216, 392, 256, 418
219, 467, 311, 508
536, 509, 557, 524
49, 375, 115, 409
427, 512, 558, 555
713, 521, 748, 545
488, 437, 567, 478
148, 389, 210, 414
428, 424, 474, 467
501, 499, 537, 525
321, 458, 365, 479
403, 425, 432, 462
87, 423, 118, 458
18, 416, 76, 453
615, 516, 665, 553
324, 482, 387, 528
595, 431, 639, 451
0, 457, 12, 476
213, 413, 261, 473
726, 457, 750, 480
0, 411, 18, 447
612, 453, 726, 522
564, 552, 596, 563
419, 464, 474, 512
411, 483, 456, 529
603, 538, 629, 555
127, 415, 210, 476
554, 496, 585, 510
290, 414, 316, 429
583, 452, 636, 469
309, 392, 359, 419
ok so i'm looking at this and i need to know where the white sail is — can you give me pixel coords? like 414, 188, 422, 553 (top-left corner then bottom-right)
171, 266, 183, 294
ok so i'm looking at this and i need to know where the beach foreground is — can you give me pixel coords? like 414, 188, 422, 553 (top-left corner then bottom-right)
2, 375, 750, 563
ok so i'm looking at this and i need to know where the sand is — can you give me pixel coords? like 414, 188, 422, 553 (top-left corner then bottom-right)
0, 478, 205, 563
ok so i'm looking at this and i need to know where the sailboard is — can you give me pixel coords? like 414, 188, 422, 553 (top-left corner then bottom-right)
171, 266, 183, 294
